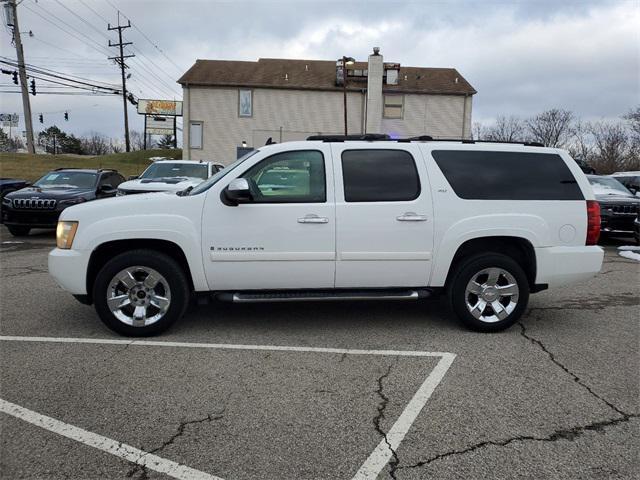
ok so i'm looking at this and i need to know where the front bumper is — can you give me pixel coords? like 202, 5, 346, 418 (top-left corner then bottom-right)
535, 245, 604, 287
2, 208, 62, 228
48, 248, 90, 295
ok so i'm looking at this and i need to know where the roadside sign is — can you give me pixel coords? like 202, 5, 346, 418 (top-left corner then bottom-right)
146, 115, 175, 135
0, 113, 19, 127
137, 100, 182, 116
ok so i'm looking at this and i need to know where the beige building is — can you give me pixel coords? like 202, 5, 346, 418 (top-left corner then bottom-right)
178, 49, 476, 162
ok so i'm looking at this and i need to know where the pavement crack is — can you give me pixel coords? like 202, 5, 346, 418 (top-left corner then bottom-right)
518, 321, 629, 417
373, 360, 400, 480
127, 406, 226, 479
399, 413, 639, 471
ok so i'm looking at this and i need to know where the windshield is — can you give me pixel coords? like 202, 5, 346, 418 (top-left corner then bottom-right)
34, 171, 97, 189
140, 162, 208, 180
588, 176, 632, 196
189, 150, 258, 195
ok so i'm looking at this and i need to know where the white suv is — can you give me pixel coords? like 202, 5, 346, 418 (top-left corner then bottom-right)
117, 160, 223, 195
49, 138, 604, 336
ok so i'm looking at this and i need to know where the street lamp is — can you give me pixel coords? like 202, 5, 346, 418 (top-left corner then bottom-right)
341, 56, 355, 136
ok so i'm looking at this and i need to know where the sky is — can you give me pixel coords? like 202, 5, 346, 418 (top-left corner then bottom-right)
1, 0, 638, 144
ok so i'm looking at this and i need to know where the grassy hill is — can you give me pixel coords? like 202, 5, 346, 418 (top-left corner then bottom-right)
0, 149, 182, 181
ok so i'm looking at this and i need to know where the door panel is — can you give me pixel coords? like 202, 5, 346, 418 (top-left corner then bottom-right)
332, 144, 434, 288
201, 146, 335, 290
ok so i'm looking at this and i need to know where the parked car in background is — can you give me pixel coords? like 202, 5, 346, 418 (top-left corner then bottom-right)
0, 178, 31, 200
2, 168, 124, 237
610, 171, 640, 194
117, 160, 223, 196
587, 175, 640, 238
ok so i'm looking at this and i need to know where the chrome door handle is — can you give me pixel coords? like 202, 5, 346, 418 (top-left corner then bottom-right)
396, 212, 428, 222
298, 214, 329, 224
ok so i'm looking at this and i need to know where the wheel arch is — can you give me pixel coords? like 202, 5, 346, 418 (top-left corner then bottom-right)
442, 236, 537, 291
86, 239, 195, 304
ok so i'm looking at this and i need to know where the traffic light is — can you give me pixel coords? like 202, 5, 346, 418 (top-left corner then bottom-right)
39, 114, 43, 123
12, 71, 18, 85
30, 79, 36, 96
64, 112, 69, 121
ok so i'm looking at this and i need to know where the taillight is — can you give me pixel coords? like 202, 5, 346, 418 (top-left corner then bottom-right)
586, 200, 600, 245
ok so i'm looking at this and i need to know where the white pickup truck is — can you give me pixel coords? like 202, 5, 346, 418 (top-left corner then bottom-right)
49, 137, 604, 336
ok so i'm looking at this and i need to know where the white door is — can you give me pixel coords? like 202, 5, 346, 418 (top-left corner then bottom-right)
201, 146, 335, 290
332, 144, 434, 288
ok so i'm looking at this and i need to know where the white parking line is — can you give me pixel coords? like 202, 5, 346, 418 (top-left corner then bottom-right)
0, 335, 456, 479
0, 398, 222, 480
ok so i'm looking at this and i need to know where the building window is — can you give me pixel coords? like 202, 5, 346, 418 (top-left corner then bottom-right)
383, 94, 404, 119
239, 89, 253, 117
189, 121, 203, 149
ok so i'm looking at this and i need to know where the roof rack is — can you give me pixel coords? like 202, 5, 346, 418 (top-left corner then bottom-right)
306, 134, 390, 142
304, 134, 544, 147
405, 137, 545, 147
53, 167, 117, 172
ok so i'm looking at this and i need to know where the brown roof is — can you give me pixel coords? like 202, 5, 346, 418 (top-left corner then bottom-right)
178, 58, 476, 95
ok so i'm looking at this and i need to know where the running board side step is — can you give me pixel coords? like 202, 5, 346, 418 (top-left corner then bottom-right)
216, 289, 431, 303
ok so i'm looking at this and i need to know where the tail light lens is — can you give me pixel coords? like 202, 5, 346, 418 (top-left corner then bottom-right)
586, 200, 600, 245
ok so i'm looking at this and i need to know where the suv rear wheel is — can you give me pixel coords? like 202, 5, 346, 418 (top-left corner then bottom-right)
93, 249, 190, 336
448, 253, 529, 332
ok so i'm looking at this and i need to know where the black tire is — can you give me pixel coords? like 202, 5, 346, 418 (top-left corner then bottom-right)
93, 249, 190, 336
7, 225, 30, 237
447, 253, 529, 332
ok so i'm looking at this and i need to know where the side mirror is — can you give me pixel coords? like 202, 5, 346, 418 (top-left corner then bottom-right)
222, 178, 252, 206
128, 175, 138, 180
99, 184, 116, 195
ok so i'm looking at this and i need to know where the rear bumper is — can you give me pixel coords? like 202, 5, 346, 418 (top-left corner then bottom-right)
48, 248, 90, 295
535, 245, 604, 287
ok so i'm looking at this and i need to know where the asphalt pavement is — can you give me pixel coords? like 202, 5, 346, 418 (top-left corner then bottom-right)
0, 226, 638, 480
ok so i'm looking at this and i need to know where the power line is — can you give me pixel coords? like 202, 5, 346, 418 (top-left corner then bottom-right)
52, 0, 111, 42
0, 90, 117, 96
104, 0, 183, 75
22, 2, 112, 57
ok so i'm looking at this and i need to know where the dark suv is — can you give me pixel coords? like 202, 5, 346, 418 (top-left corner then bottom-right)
587, 175, 640, 237
1, 168, 124, 236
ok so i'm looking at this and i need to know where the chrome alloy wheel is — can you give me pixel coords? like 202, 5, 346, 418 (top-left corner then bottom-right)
107, 266, 171, 327
464, 267, 519, 323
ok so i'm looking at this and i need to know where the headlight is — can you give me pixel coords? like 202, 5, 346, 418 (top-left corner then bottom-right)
59, 197, 87, 206
56, 221, 79, 249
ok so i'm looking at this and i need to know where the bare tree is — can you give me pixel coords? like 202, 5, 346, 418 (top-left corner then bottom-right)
567, 120, 594, 163
525, 109, 574, 147
80, 133, 109, 156
129, 130, 145, 151
589, 121, 636, 173
485, 115, 525, 142
472, 122, 487, 140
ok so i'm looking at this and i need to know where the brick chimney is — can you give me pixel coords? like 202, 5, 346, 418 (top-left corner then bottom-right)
365, 47, 383, 134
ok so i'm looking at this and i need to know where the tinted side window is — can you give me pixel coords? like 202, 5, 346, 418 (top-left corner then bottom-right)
342, 149, 420, 202
432, 150, 584, 200
241, 150, 326, 203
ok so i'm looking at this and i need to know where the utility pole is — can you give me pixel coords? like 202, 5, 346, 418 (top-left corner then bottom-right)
108, 15, 134, 152
6, 0, 35, 153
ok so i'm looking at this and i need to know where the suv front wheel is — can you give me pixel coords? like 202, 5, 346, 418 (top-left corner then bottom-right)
448, 253, 529, 332
93, 249, 190, 336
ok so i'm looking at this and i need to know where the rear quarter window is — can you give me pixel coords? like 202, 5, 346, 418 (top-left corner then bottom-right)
431, 150, 584, 200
